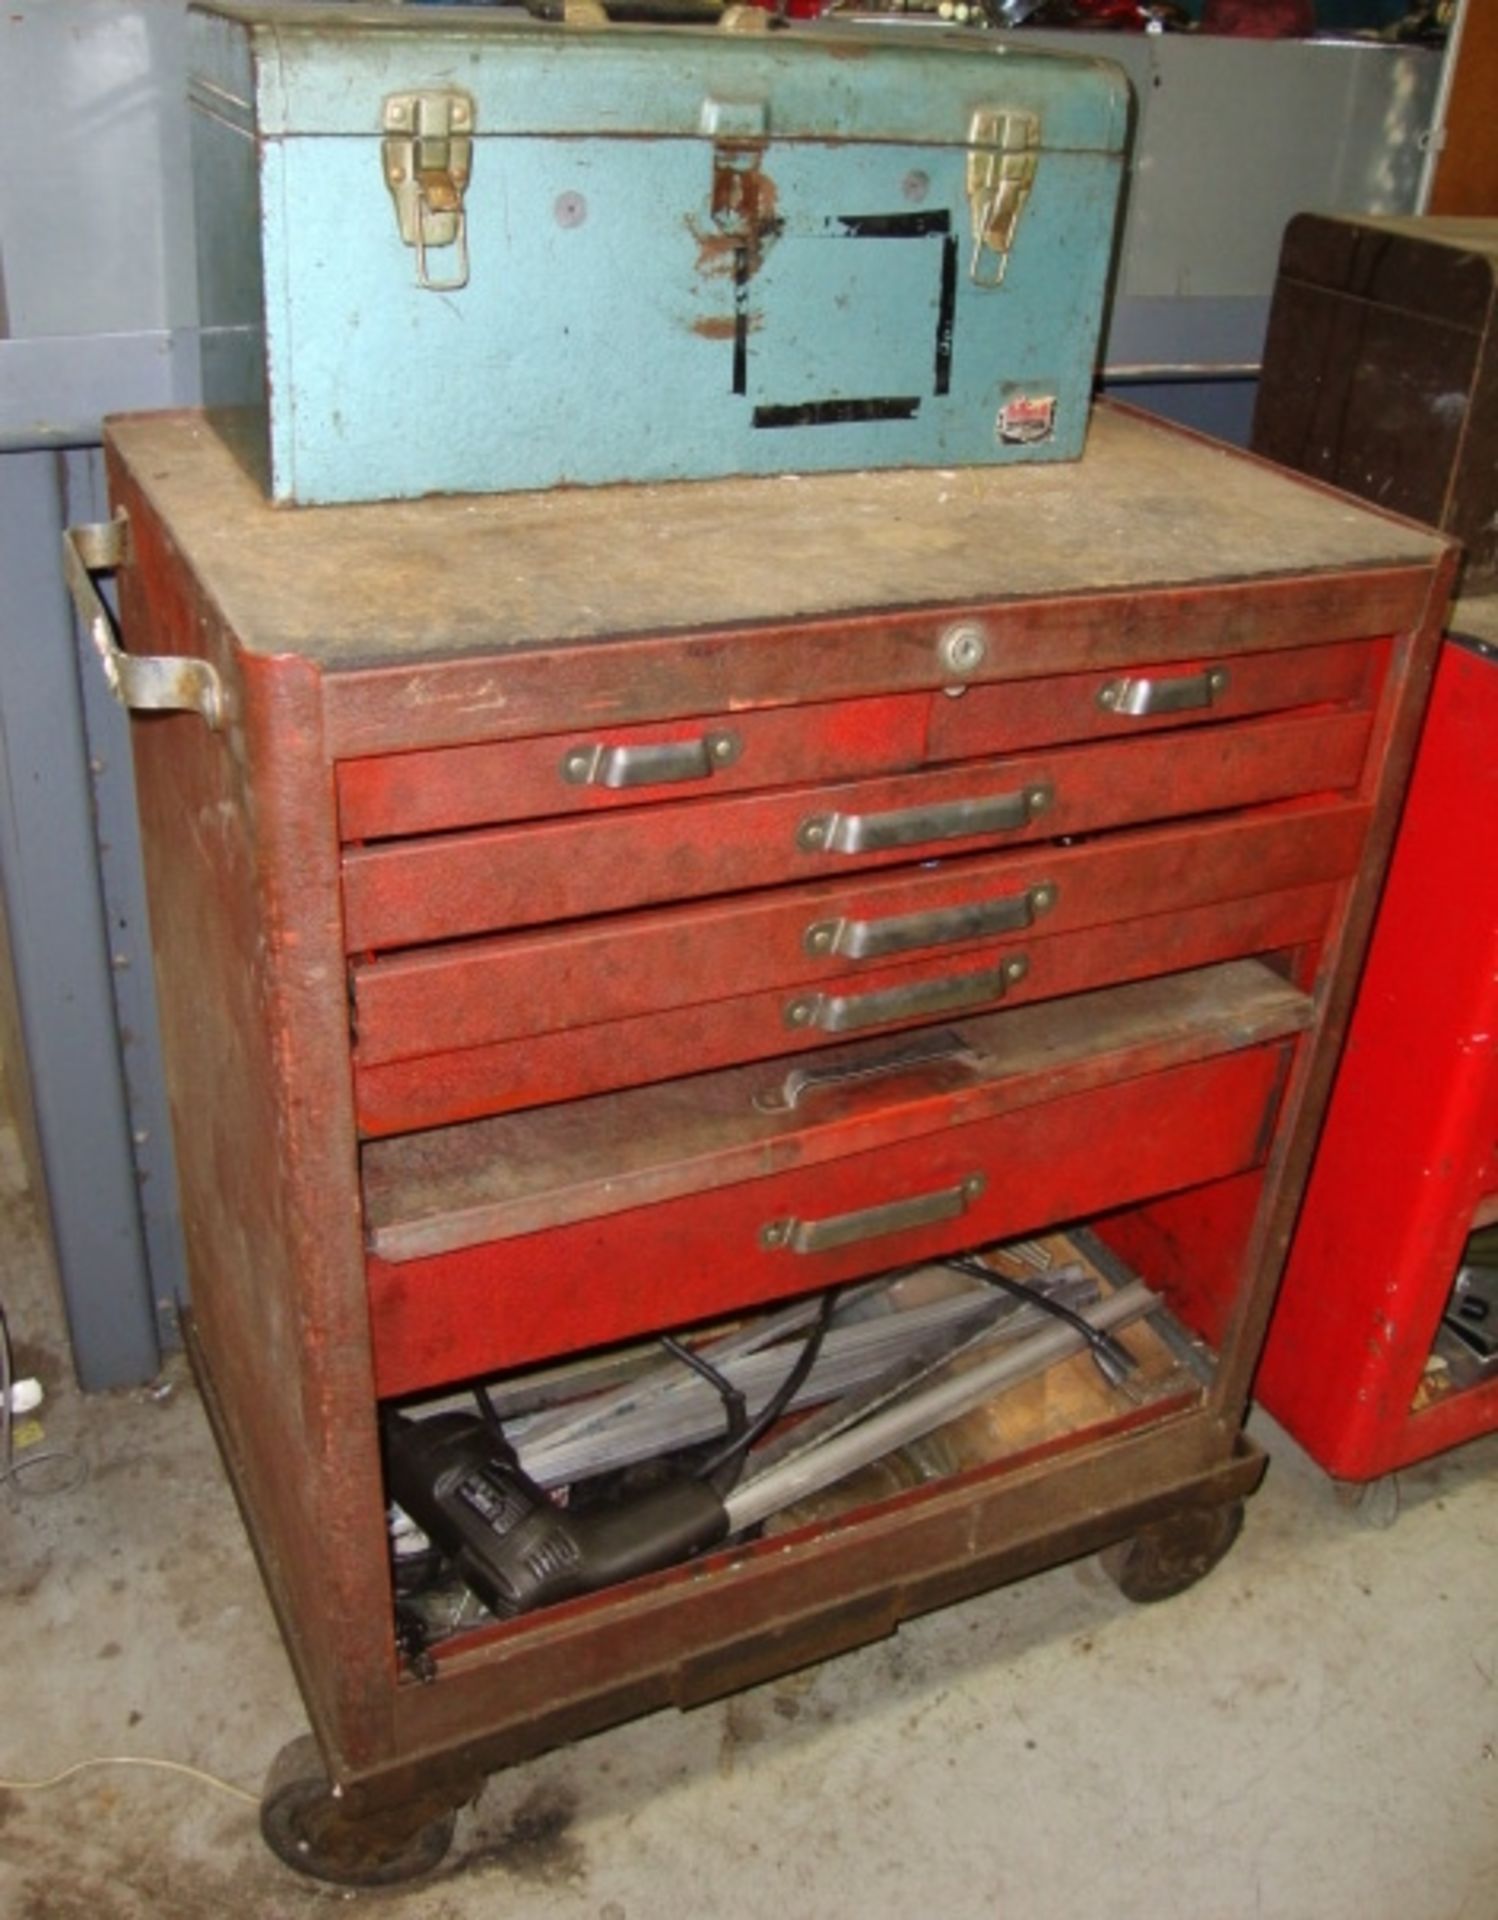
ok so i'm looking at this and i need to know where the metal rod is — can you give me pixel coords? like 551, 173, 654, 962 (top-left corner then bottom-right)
731, 1279, 1087, 1483
724, 1281, 1156, 1533
1417, 0, 1466, 213
1071, 1227, 1216, 1387
517, 1280, 1095, 1488
511, 1280, 893, 1453
1102, 361, 1262, 381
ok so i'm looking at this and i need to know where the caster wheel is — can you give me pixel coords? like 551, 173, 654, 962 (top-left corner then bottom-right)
1333, 1473, 1401, 1531
1101, 1500, 1245, 1604
260, 1735, 457, 1887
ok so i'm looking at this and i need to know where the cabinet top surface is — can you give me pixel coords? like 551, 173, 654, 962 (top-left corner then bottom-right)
106, 406, 1444, 669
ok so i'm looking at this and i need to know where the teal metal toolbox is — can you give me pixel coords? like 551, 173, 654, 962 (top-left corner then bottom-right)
189, 3, 1130, 504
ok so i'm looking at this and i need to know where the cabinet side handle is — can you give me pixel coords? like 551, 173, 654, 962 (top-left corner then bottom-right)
560, 730, 742, 789
798, 783, 1051, 855
1097, 667, 1229, 718
761, 1173, 986, 1255
62, 517, 225, 731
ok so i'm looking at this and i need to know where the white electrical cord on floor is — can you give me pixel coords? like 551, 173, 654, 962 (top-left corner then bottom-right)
0, 1292, 86, 1497
0, 1756, 258, 1806
0, 1305, 254, 1808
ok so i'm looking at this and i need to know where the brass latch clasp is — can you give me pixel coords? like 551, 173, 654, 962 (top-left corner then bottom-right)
966, 109, 1040, 288
382, 90, 475, 292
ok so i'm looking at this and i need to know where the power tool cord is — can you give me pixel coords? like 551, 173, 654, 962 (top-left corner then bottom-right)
696, 1290, 837, 1488
944, 1255, 1138, 1387
659, 1332, 749, 1448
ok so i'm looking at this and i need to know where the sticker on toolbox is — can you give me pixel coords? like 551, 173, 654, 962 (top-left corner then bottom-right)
998, 395, 1057, 445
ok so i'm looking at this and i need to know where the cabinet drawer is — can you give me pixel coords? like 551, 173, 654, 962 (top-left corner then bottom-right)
340, 708, 1372, 952
355, 882, 1336, 1137
350, 796, 1366, 1083
334, 639, 1381, 845
926, 637, 1383, 762
336, 693, 932, 842
366, 983, 1300, 1395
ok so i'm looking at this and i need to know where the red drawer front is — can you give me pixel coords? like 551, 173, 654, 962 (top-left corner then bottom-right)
339, 707, 1373, 952
354, 881, 1335, 1137
336, 692, 931, 842
926, 637, 1382, 762
353, 887, 1336, 1136
364, 960, 1313, 1260
350, 797, 1366, 1073
366, 1042, 1291, 1396
335, 639, 1381, 845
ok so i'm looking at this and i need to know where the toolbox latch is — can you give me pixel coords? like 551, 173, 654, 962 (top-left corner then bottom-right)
702, 95, 778, 275
966, 109, 1040, 288
382, 90, 475, 293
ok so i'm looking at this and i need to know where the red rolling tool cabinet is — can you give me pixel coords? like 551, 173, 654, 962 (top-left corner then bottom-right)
1253, 598, 1498, 1479
1249, 213, 1498, 1481
68, 403, 1451, 1882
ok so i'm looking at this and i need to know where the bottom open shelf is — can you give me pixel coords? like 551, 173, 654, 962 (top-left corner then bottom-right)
382, 1226, 1216, 1668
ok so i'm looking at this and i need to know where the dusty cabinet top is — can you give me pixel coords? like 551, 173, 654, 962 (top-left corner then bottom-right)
104, 406, 1446, 669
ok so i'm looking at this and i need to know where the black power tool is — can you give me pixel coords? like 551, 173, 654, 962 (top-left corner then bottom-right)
384, 1412, 730, 1620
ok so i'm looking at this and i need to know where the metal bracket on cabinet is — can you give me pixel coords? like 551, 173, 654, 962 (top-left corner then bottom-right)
62, 517, 226, 730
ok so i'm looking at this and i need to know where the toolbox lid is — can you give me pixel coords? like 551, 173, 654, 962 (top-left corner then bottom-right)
190, 1, 1131, 152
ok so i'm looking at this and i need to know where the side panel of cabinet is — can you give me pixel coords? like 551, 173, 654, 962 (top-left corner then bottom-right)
111, 453, 397, 1777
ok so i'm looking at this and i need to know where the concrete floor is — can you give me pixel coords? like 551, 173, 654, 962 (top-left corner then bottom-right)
2, 1114, 1496, 1920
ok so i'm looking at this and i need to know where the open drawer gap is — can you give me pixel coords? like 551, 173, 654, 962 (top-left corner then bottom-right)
384, 1226, 1217, 1666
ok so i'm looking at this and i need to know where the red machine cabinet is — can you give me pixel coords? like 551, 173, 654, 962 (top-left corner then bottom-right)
72, 403, 1452, 1881
1254, 600, 1498, 1479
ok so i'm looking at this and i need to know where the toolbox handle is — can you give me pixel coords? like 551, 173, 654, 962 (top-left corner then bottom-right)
803, 882, 1057, 964
761, 1173, 986, 1255
797, 783, 1052, 857
785, 955, 1029, 1035
754, 1028, 982, 1114
1097, 667, 1229, 719
560, 728, 742, 789
62, 517, 226, 731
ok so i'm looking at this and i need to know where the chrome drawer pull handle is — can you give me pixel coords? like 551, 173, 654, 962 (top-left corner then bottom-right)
62, 517, 226, 731
1096, 667, 1228, 718
804, 882, 1057, 962
754, 1028, 981, 1114
798, 783, 1051, 855
786, 955, 1029, 1034
761, 1173, 986, 1255
560, 730, 742, 789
